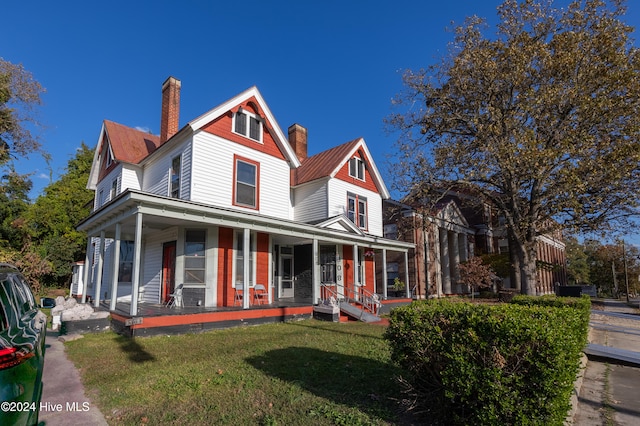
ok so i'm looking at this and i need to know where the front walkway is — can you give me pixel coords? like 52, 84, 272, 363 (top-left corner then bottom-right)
40, 331, 108, 425
573, 299, 640, 426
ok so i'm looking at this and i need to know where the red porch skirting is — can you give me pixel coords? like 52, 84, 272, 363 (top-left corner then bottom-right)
110, 305, 314, 337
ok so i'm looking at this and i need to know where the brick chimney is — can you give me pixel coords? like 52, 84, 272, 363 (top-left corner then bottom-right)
160, 76, 181, 143
288, 123, 307, 161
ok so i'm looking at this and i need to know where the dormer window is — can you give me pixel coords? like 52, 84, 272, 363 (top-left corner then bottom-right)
349, 157, 365, 180
233, 108, 263, 142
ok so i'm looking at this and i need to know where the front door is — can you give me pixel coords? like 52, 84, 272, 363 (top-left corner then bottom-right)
280, 251, 294, 298
162, 241, 177, 303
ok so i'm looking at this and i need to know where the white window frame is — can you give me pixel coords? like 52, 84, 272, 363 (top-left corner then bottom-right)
110, 178, 118, 201
184, 229, 206, 286
234, 156, 259, 209
347, 192, 368, 230
170, 155, 181, 198
233, 109, 263, 143
349, 157, 365, 180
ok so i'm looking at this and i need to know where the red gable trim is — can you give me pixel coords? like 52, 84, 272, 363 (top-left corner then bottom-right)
334, 148, 379, 193
200, 97, 285, 161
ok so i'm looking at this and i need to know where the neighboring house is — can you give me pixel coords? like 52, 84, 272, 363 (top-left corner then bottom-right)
382, 190, 567, 298
77, 77, 413, 320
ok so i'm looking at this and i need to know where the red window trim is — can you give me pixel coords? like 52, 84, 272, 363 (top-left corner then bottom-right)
232, 154, 260, 210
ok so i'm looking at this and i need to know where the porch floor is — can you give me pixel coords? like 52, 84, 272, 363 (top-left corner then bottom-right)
96, 297, 412, 337
102, 299, 315, 337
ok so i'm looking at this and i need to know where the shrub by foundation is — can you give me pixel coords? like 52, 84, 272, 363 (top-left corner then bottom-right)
384, 298, 589, 425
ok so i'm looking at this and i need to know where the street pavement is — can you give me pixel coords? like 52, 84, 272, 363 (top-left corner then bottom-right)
573, 299, 640, 425
38, 331, 108, 425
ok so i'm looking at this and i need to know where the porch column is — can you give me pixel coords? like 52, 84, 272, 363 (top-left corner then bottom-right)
439, 228, 451, 294
312, 238, 319, 304
81, 237, 92, 304
404, 251, 411, 298
381, 249, 388, 299
353, 244, 359, 286
242, 228, 250, 310
458, 233, 468, 263
450, 231, 460, 292
130, 211, 143, 316
93, 231, 105, 308
109, 223, 121, 311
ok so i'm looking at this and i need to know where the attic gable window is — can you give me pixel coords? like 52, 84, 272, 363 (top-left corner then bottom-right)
349, 157, 365, 180
233, 108, 263, 142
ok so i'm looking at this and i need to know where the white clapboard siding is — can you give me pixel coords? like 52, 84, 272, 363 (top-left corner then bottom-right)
293, 180, 328, 223
327, 179, 383, 237
189, 132, 292, 220
142, 139, 192, 199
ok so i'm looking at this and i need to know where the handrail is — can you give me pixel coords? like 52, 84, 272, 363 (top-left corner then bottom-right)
320, 283, 381, 315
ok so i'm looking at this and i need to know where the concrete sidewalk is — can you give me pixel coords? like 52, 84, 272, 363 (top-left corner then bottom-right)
39, 331, 108, 425
573, 299, 640, 425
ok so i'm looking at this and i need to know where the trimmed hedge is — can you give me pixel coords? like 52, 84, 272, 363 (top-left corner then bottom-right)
384, 297, 590, 425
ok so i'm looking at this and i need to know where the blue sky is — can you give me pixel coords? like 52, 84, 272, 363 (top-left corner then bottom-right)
3, 0, 640, 244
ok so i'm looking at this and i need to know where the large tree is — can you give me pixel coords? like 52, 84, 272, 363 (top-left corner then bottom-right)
23, 143, 94, 287
388, 0, 640, 294
0, 58, 46, 166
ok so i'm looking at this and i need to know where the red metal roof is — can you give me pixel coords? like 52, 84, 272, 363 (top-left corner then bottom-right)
104, 120, 162, 164
294, 138, 360, 185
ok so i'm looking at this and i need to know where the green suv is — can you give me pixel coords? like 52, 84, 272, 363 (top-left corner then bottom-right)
0, 263, 46, 426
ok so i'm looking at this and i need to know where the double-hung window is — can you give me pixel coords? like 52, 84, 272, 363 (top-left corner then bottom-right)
347, 193, 367, 230
110, 178, 118, 201
118, 241, 134, 282
320, 245, 336, 284
170, 155, 181, 198
233, 109, 263, 142
234, 156, 259, 209
349, 157, 365, 180
184, 229, 206, 285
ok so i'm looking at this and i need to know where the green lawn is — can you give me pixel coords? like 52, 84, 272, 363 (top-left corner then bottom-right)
64, 320, 412, 425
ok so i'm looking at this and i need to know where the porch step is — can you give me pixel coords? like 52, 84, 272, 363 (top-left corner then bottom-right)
339, 301, 381, 323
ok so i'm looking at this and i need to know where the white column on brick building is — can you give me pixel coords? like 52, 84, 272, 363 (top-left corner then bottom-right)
439, 227, 451, 294
450, 231, 460, 293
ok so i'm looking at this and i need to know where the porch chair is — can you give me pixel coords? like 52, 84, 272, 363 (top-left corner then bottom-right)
166, 283, 184, 309
234, 284, 244, 306
253, 284, 268, 305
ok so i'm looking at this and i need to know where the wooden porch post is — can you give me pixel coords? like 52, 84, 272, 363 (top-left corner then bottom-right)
94, 231, 105, 308
404, 251, 411, 298
382, 249, 388, 300
81, 237, 92, 304
312, 238, 319, 304
243, 228, 250, 309
109, 223, 121, 312
130, 211, 143, 316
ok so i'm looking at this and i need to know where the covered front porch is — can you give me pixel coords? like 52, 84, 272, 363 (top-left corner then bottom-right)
77, 190, 414, 322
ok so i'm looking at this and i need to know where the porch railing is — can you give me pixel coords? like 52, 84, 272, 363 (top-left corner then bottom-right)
320, 283, 381, 316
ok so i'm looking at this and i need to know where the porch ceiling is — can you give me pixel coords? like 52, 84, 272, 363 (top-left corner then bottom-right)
77, 190, 414, 252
